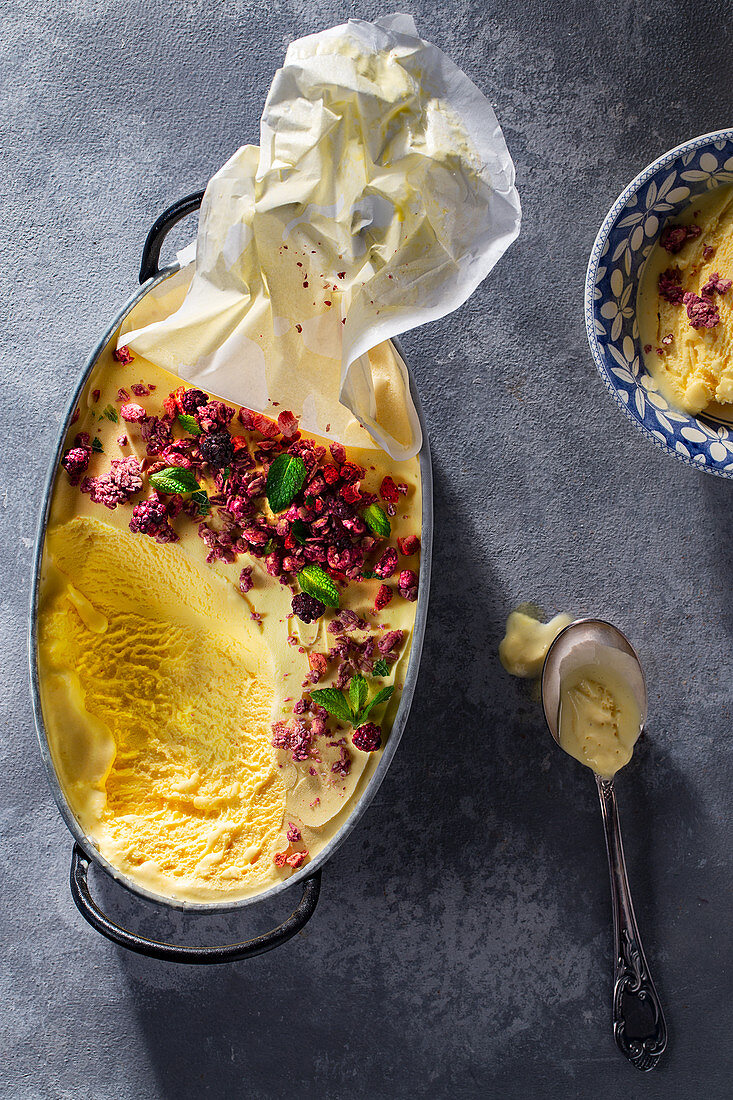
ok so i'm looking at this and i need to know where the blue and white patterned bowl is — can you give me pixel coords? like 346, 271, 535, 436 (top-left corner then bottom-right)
585, 128, 733, 477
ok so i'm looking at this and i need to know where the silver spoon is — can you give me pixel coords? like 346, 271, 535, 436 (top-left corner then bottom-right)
541, 618, 668, 1071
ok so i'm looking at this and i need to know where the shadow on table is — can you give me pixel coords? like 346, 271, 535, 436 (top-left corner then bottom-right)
87, 460, 700, 1096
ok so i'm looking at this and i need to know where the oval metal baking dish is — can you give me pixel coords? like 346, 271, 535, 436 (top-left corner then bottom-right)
28, 193, 433, 963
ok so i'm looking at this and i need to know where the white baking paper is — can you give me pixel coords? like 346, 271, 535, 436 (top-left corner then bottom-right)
121, 14, 521, 459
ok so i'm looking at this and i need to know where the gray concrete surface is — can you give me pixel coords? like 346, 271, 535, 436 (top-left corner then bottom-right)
2, 1, 732, 1097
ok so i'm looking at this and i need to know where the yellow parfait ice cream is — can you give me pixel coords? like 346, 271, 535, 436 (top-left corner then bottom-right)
37, 329, 422, 903
558, 664, 642, 779
638, 186, 733, 414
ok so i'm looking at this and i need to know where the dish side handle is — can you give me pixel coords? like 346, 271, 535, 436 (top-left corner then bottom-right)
70, 845, 322, 964
139, 191, 205, 284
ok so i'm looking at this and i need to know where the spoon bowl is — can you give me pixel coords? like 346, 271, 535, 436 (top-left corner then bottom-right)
541, 617, 647, 751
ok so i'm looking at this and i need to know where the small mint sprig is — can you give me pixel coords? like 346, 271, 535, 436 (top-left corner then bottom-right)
298, 564, 339, 608
149, 466, 200, 494
266, 453, 307, 513
362, 502, 391, 538
311, 674, 394, 728
177, 413, 201, 435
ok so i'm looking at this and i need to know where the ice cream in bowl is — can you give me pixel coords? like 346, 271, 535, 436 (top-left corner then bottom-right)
586, 128, 733, 475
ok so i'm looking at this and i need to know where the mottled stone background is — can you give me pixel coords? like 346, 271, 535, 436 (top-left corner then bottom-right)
3, 1, 732, 1097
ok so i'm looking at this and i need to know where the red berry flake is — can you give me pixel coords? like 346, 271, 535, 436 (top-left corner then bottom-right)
683, 291, 720, 329
701, 271, 732, 297
113, 345, 134, 364
352, 723, 382, 752
397, 569, 418, 601
277, 410, 300, 441
61, 447, 90, 484
658, 267, 685, 304
374, 547, 398, 579
660, 223, 701, 254
120, 402, 147, 423
374, 584, 393, 611
287, 822, 301, 843
380, 475, 399, 503
397, 534, 420, 556
286, 851, 308, 868
238, 407, 280, 438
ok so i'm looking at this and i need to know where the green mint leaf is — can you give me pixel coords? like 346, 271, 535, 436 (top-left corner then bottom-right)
149, 466, 200, 495
372, 658, 390, 678
298, 564, 340, 608
363, 502, 391, 538
266, 453, 307, 513
191, 488, 210, 516
264, 538, 276, 554
361, 685, 395, 722
310, 688, 354, 725
291, 519, 309, 545
91, 437, 104, 454
349, 674, 368, 713
361, 570, 377, 580
102, 403, 119, 423
177, 413, 201, 435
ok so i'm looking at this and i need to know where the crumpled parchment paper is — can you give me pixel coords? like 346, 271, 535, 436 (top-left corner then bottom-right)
121, 14, 521, 459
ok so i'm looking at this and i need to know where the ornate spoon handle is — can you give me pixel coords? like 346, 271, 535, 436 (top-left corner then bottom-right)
596, 776, 668, 1070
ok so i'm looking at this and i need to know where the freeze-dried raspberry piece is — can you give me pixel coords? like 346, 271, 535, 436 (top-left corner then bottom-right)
179, 388, 208, 413
660, 223, 701, 253
308, 652, 328, 677
61, 447, 89, 483
273, 851, 288, 867
113, 345, 134, 364
129, 496, 179, 542
331, 746, 352, 777
378, 629, 404, 656
116, 388, 130, 403
271, 719, 313, 761
120, 402, 147, 423
397, 569, 419, 601
140, 416, 172, 456
374, 584, 393, 611
683, 291, 720, 329
238, 566, 253, 594
329, 442, 346, 465
277, 410, 300, 441
287, 823, 301, 843
286, 851, 308, 868
380, 476, 399, 503
397, 534, 420, 556
321, 463, 341, 485
374, 547, 398, 579
109, 455, 143, 495
658, 267, 684, 304
701, 271, 732, 297
81, 475, 127, 510
337, 483, 360, 505
238, 407, 280, 438
130, 383, 152, 397
339, 461, 365, 483
352, 723, 382, 752
196, 400, 235, 433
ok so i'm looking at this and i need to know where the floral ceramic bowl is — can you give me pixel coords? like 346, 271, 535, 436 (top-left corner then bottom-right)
585, 128, 733, 477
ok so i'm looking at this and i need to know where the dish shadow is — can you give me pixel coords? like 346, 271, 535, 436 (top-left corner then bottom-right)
90, 460, 702, 1096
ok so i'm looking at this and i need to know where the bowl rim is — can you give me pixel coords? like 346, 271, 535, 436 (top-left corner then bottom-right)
28, 263, 433, 913
584, 126, 733, 479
